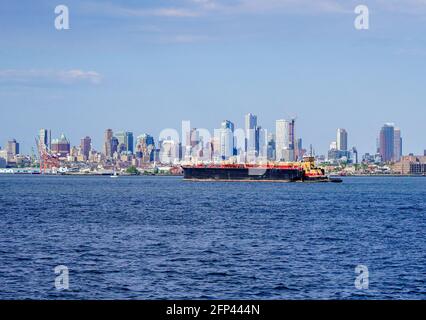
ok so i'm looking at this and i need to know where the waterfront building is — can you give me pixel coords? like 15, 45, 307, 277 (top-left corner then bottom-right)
219, 120, 234, 160
393, 128, 402, 162
0, 155, 6, 168
7, 139, 19, 157
337, 128, 348, 151
80, 136, 92, 161
51, 133, 70, 158
379, 123, 395, 162
392, 155, 426, 174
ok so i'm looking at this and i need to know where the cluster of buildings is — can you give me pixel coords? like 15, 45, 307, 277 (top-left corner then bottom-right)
0, 139, 20, 168
1, 116, 425, 175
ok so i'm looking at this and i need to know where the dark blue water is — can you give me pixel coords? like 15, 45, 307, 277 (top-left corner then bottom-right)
0, 176, 425, 299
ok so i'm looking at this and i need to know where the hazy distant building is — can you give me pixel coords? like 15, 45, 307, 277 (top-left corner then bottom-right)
267, 133, 276, 161
393, 128, 402, 162
103, 129, 114, 158
159, 139, 180, 164
7, 139, 19, 156
80, 136, 92, 160
275, 119, 295, 162
111, 137, 119, 156
257, 126, 267, 161
115, 131, 134, 154
136, 134, 155, 163
245, 113, 258, 158
379, 123, 395, 162
337, 128, 348, 151
219, 120, 234, 160
39, 129, 51, 149
51, 133, 70, 158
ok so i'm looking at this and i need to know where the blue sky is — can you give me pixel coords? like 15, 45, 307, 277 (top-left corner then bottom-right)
1, 0, 425, 155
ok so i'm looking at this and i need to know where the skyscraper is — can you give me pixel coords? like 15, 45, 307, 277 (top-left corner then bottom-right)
379, 123, 395, 162
80, 136, 92, 160
115, 131, 134, 154
7, 139, 19, 156
219, 120, 234, 160
337, 128, 348, 151
393, 128, 402, 162
257, 126, 267, 160
245, 113, 258, 157
275, 119, 295, 161
136, 134, 155, 163
104, 129, 113, 158
111, 137, 119, 156
39, 129, 50, 149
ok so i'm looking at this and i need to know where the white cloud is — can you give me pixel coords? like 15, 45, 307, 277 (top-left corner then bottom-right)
0, 69, 102, 86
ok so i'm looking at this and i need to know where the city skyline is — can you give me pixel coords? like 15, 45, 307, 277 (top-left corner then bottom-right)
0, 115, 417, 164
1, 1, 426, 155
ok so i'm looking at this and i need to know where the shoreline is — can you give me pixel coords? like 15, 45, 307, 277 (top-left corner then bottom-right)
0, 172, 424, 178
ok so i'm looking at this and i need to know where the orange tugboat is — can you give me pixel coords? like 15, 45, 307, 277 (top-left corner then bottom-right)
183, 156, 342, 183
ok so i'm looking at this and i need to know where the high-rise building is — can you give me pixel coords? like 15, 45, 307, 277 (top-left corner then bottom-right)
379, 123, 395, 162
136, 134, 155, 163
257, 126, 267, 161
115, 131, 134, 154
80, 136, 91, 160
159, 139, 180, 164
245, 113, 258, 157
393, 128, 402, 162
111, 137, 119, 156
219, 120, 234, 160
51, 134, 70, 158
103, 129, 113, 158
7, 139, 19, 156
267, 133, 276, 161
337, 128, 348, 151
275, 119, 295, 161
296, 138, 304, 160
39, 129, 51, 149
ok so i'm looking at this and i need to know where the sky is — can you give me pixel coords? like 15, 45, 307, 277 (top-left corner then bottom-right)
0, 0, 425, 156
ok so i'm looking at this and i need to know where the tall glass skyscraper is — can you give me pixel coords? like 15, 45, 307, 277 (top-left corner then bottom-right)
245, 113, 258, 157
379, 123, 395, 162
115, 131, 134, 154
337, 128, 348, 151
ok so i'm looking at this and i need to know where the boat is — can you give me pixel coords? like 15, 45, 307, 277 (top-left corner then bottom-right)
183, 156, 341, 183
110, 169, 118, 178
